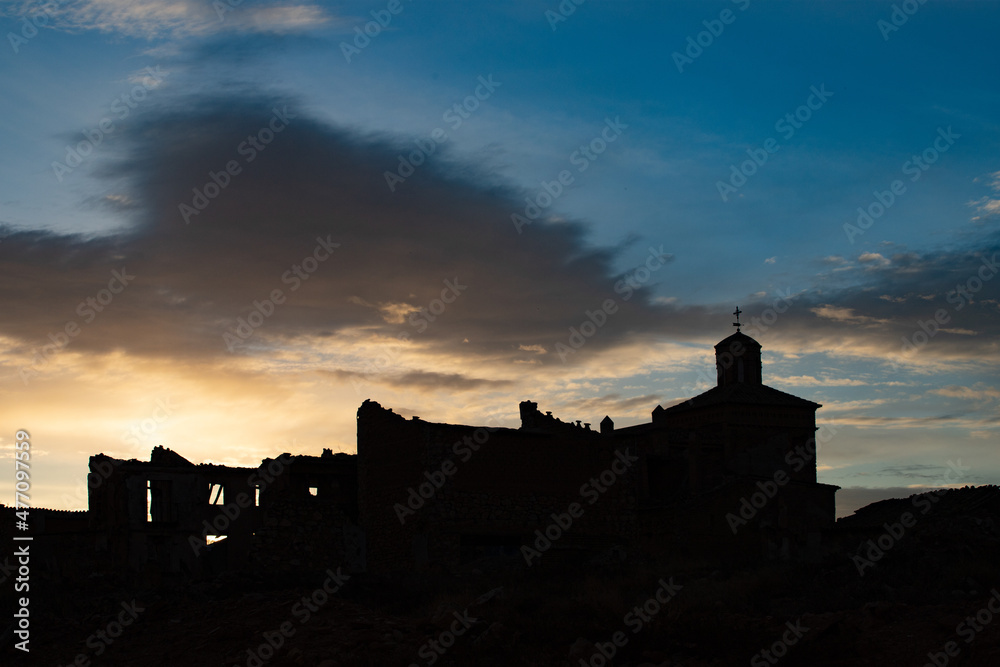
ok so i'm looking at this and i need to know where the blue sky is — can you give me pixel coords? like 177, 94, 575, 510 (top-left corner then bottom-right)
0, 0, 998, 516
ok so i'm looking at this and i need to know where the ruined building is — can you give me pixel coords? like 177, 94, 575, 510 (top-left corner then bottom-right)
358, 326, 839, 572
82, 446, 362, 581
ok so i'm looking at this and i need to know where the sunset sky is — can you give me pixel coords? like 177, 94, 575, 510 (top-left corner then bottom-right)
0, 0, 997, 517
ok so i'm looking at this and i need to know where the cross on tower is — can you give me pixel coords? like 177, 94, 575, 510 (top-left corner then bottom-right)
732, 306, 742, 332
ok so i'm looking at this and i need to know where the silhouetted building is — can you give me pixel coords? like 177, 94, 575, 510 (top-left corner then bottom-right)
85, 446, 361, 582
358, 325, 838, 572
6, 321, 838, 583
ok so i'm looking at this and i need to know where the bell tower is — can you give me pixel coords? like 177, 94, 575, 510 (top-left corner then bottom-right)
715, 306, 762, 386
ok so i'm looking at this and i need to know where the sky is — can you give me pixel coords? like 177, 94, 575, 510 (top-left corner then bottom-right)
0, 0, 997, 517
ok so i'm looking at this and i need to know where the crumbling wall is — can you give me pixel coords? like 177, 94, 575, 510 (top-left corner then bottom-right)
358, 400, 638, 572
250, 451, 363, 573
251, 497, 363, 572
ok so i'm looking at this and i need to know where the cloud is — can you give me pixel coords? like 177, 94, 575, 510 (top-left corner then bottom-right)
857, 251, 890, 266
970, 197, 1000, 220
320, 369, 512, 392
749, 242, 1000, 369
873, 464, 953, 480
810, 305, 890, 326
930, 384, 1000, 401
7, 0, 332, 40
0, 91, 708, 377
818, 413, 997, 430
970, 169, 1000, 221
818, 398, 890, 413
2, 88, 998, 393
770, 375, 868, 387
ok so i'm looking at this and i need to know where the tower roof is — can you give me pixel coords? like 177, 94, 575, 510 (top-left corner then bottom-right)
715, 307, 763, 387
714, 329, 761, 351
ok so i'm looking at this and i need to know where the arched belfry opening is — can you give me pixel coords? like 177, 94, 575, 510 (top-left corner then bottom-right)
715, 306, 762, 386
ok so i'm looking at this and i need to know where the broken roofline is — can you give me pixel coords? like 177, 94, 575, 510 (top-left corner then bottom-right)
92, 446, 355, 470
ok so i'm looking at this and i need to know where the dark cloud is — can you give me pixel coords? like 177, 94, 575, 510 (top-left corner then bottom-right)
843, 414, 984, 426
873, 464, 956, 480
1, 90, 997, 377
319, 369, 512, 392
0, 91, 700, 368
392, 371, 514, 391
740, 242, 1000, 361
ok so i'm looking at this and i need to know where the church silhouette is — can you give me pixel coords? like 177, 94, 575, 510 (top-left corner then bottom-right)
358, 309, 839, 571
